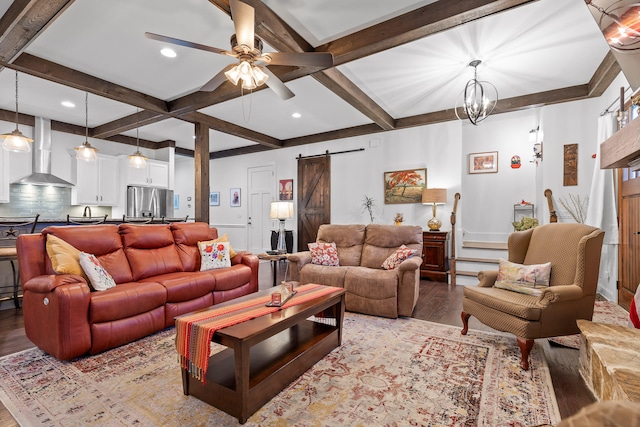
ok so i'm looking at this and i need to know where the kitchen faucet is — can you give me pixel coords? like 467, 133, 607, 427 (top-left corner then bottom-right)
83, 206, 92, 218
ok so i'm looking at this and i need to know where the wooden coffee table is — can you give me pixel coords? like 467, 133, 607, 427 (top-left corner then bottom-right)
181, 285, 346, 424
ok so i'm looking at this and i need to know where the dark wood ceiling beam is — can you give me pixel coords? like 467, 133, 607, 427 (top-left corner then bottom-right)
91, 110, 168, 139
105, 134, 172, 149
7, 53, 169, 113
588, 51, 621, 97
283, 123, 384, 147
0, 0, 75, 64
313, 69, 396, 130
210, 143, 273, 159
180, 111, 283, 148
317, 0, 539, 66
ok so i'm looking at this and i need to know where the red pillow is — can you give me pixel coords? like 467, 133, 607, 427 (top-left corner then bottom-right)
308, 242, 339, 266
631, 288, 640, 328
382, 245, 417, 270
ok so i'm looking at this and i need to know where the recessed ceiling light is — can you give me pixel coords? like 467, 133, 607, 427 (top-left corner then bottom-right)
61, 100, 75, 108
161, 48, 177, 58
291, 112, 301, 118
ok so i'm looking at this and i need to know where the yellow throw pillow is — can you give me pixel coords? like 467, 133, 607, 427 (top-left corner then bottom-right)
211, 233, 237, 258
46, 235, 88, 280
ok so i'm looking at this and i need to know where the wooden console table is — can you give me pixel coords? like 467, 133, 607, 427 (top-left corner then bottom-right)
181, 286, 346, 424
420, 231, 449, 282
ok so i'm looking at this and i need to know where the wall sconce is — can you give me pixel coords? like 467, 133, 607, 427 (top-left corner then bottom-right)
529, 126, 543, 162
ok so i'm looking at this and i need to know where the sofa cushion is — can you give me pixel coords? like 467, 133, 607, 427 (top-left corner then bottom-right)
120, 224, 183, 280
309, 242, 340, 266
344, 267, 399, 318
361, 224, 422, 269
206, 264, 253, 291
316, 224, 366, 266
171, 222, 217, 271
141, 271, 216, 303
43, 225, 133, 284
89, 281, 167, 324
79, 252, 116, 291
300, 264, 350, 288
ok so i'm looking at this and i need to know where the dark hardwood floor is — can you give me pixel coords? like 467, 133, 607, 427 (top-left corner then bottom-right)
0, 261, 595, 425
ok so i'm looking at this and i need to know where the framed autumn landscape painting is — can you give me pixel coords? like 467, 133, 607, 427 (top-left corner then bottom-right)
384, 168, 426, 204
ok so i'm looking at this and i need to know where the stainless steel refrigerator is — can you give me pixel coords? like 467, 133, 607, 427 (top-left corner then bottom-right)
126, 186, 174, 218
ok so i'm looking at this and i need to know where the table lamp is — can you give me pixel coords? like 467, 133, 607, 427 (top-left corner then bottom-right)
270, 201, 294, 253
422, 188, 447, 231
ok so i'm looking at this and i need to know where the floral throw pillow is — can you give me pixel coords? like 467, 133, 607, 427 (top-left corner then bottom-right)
494, 258, 551, 296
308, 242, 340, 266
382, 245, 418, 270
198, 240, 231, 271
78, 252, 116, 291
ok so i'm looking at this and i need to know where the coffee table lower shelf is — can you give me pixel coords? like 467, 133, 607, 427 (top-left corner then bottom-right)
182, 319, 340, 423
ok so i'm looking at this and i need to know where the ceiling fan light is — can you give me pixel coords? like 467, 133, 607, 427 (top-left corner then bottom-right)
225, 65, 241, 85
128, 150, 147, 168
252, 65, 269, 86
241, 75, 257, 90
75, 141, 98, 162
1, 129, 32, 152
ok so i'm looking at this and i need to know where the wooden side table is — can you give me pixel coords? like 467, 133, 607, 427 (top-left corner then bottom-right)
257, 253, 288, 287
420, 231, 449, 282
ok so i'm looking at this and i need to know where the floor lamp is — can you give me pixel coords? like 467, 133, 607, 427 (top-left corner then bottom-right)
270, 201, 294, 253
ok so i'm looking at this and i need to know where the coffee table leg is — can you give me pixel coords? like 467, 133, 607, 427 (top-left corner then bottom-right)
235, 342, 251, 423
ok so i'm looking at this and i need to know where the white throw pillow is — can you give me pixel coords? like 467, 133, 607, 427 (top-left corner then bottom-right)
198, 240, 231, 271
79, 252, 116, 291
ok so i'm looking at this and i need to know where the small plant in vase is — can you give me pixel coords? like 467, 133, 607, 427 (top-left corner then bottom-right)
394, 213, 404, 226
362, 195, 375, 223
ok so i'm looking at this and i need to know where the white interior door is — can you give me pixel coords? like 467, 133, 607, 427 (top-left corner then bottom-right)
247, 164, 275, 254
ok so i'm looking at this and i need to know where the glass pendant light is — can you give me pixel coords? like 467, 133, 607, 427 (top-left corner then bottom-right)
1, 71, 33, 152
128, 108, 147, 168
74, 92, 98, 161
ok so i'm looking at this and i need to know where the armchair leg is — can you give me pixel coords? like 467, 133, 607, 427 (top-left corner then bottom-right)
517, 338, 534, 370
461, 311, 471, 335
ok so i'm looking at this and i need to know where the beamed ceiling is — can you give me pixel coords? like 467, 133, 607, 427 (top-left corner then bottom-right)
0, 0, 619, 159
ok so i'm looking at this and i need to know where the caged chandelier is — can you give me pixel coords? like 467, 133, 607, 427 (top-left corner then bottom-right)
455, 60, 498, 126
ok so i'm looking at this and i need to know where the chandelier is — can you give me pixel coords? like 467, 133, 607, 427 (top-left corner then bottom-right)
1, 71, 33, 152
587, 1, 640, 51
455, 60, 498, 126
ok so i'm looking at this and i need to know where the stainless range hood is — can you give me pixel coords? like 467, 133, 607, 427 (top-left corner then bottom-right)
13, 117, 74, 187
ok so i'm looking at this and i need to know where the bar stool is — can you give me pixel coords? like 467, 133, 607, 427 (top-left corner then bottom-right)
66, 214, 108, 225
0, 215, 39, 309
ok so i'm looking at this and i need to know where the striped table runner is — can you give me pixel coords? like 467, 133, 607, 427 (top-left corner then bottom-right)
175, 283, 340, 383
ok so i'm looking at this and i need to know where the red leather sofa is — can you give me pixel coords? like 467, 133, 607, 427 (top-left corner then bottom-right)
16, 222, 259, 360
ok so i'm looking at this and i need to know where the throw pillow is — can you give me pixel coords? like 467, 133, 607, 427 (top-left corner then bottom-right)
79, 252, 116, 291
211, 233, 237, 258
45, 234, 88, 280
494, 258, 552, 296
382, 245, 418, 270
198, 240, 231, 271
308, 242, 340, 266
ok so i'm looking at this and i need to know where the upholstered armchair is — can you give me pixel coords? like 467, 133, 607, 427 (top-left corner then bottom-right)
461, 223, 605, 370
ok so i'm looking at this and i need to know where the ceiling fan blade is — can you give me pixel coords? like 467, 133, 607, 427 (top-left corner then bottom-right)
230, 0, 255, 51
200, 64, 236, 92
145, 32, 231, 56
262, 67, 295, 100
260, 52, 334, 68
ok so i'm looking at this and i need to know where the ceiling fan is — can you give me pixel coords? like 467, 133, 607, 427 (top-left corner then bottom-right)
145, 0, 334, 100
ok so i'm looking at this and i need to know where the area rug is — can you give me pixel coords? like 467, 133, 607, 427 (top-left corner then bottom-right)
0, 313, 560, 426
548, 300, 629, 349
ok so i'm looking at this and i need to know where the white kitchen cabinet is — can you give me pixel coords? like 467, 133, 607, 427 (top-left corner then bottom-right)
0, 148, 9, 203
127, 160, 168, 188
72, 155, 118, 206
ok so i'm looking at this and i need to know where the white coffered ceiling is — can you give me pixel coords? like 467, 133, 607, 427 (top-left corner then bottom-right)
0, 0, 614, 154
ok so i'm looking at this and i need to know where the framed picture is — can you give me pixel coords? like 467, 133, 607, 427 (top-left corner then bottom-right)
230, 188, 241, 207
209, 191, 220, 206
174, 194, 179, 210
384, 168, 426, 204
468, 151, 498, 174
279, 179, 293, 200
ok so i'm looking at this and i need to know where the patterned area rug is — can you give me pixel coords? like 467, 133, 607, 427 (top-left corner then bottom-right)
0, 313, 560, 426
548, 300, 629, 349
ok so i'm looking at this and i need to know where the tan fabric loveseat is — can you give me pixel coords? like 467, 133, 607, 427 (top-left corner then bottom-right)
288, 224, 422, 318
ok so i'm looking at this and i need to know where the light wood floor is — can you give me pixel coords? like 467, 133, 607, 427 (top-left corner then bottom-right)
0, 262, 595, 425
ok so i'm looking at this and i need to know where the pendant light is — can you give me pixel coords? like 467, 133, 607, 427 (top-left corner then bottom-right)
1, 71, 33, 152
74, 92, 98, 161
455, 60, 498, 126
128, 108, 147, 168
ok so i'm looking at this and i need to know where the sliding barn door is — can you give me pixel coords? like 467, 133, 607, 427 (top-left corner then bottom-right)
297, 155, 331, 251
619, 169, 640, 310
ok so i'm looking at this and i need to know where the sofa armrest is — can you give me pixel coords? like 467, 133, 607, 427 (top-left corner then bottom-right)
537, 284, 584, 306
396, 257, 422, 317
397, 256, 421, 272
238, 252, 259, 293
477, 270, 498, 287
24, 274, 87, 293
288, 251, 312, 282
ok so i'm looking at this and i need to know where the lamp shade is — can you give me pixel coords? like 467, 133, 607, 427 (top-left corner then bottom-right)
270, 201, 294, 220
422, 188, 447, 205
